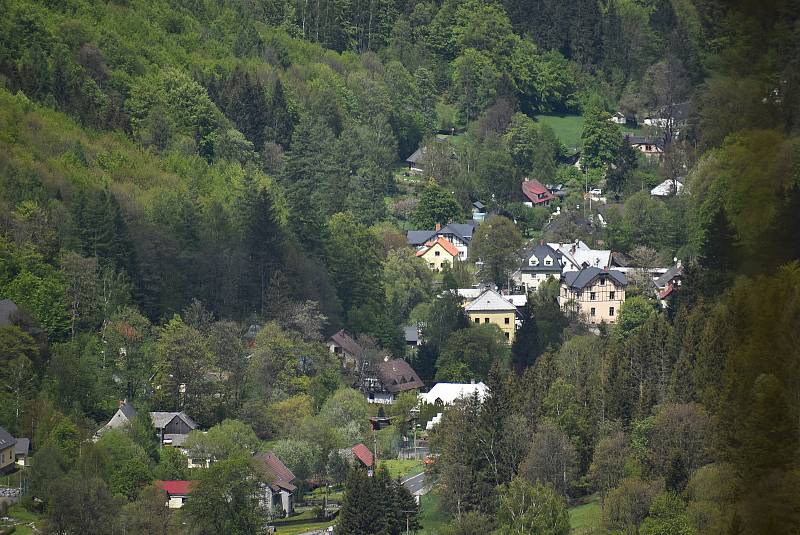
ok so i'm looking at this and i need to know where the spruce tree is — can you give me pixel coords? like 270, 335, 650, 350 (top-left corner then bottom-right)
511, 301, 540, 373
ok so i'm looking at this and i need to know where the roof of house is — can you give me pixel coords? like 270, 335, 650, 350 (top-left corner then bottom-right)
406, 147, 426, 165
407, 230, 436, 246
150, 411, 199, 431
351, 443, 374, 467
0, 427, 16, 450
377, 359, 425, 393
464, 289, 517, 313
472, 201, 485, 210
329, 329, 363, 357
549, 241, 611, 271
404, 325, 420, 344
625, 135, 665, 151
120, 400, 138, 421
155, 480, 196, 496
611, 251, 631, 268
520, 243, 564, 272
438, 222, 478, 241
14, 438, 29, 456
419, 382, 488, 405
563, 267, 627, 290
505, 294, 528, 307
416, 237, 460, 258
522, 179, 556, 204
253, 451, 297, 492
650, 178, 685, 196
655, 263, 684, 288
0, 300, 18, 326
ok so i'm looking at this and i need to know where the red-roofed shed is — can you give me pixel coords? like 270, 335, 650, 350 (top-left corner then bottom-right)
522, 179, 555, 205
155, 480, 196, 508
351, 443, 374, 468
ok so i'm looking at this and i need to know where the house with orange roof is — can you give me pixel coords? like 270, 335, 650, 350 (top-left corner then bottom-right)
155, 480, 197, 509
415, 236, 459, 272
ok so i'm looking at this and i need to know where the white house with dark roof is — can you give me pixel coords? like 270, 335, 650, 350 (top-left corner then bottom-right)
650, 177, 685, 197
548, 241, 611, 274
513, 242, 565, 292
407, 221, 480, 260
559, 267, 627, 324
359, 357, 425, 404
419, 382, 488, 406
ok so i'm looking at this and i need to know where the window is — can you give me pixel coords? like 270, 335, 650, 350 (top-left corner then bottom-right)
530, 258, 539, 266
474, 318, 480, 324
609, 291, 615, 300
599, 277, 606, 285
434, 250, 440, 257
609, 307, 615, 316
504, 332, 509, 339
590, 292, 596, 301
590, 307, 596, 316
429, 263, 434, 268
504, 317, 510, 324
485, 318, 490, 323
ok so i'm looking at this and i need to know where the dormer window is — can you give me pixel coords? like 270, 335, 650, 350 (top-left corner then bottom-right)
530, 258, 539, 266
544, 256, 553, 266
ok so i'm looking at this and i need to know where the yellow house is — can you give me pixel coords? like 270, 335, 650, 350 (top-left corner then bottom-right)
558, 267, 627, 324
416, 237, 459, 272
0, 427, 17, 474
463, 289, 518, 343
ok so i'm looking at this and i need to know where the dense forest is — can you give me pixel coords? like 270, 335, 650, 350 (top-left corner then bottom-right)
0, 0, 798, 533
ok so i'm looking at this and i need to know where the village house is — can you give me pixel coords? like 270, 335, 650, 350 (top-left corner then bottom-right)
521, 178, 555, 207
253, 451, 296, 517
156, 480, 196, 509
404, 325, 421, 349
472, 201, 486, 222
650, 177, 685, 197
463, 289, 519, 342
656, 261, 685, 303
643, 102, 690, 136
328, 329, 363, 369
415, 236, 459, 272
95, 401, 200, 451
407, 221, 479, 260
14, 438, 30, 467
559, 267, 627, 324
0, 427, 16, 474
418, 381, 488, 406
512, 242, 565, 292
548, 240, 612, 274
405, 146, 426, 173
625, 135, 664, 160
359, 357, 424, 404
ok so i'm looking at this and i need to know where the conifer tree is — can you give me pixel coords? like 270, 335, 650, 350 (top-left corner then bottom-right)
511, 301, 540, 373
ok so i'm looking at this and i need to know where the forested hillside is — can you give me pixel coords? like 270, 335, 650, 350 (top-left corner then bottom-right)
0, 0, 798, 533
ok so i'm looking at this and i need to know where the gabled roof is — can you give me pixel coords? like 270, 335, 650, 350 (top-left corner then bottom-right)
520, 243, 563, 272
377, 359, 425, 393
254, 451, 297, 492
14, 438, 29, 456
549, 241, 611, 271
438, 222, 478, 241
464, 289, 517, 313
563, 267, 627, 291
650, 178, 685, 196
329, 329, 363, 357
472, 201, 485, 210
406, 147, 426, 165
351, 443, 374, 467
0, 426, 16, 450
120, 400, 138, 421
522, 179, 555, 204
419, 382, 488, 405
403, 325, 420, 344
416, 237, 459, 258
625, 135, 665, 151
150, 411, 199, 431
407, 230, 436, 246
655, 263, 684, 288
0, 299, 18, 326
156, 480, 196, 496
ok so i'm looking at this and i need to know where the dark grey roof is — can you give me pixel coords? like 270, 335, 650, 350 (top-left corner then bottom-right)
625, 135, 665, 150
564, 267, 627, 291
439, 222, 477, 241
403, 325, 419, 344
472, 201, 485, 210
656, 264, 684, 288
14, 438, 30, 455
406, 147, 425, 164
150, 411, 199, 430
120, 400, 138, 421
520, 244, 563, 272
407, 230, 435, 245
0, 426, 16, 450
0, 299, 19, 326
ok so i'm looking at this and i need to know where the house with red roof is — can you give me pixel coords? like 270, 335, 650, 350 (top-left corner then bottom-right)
415, 236, 460, 272
253, 451, 297, 517
522, 179, 555, 206
351, 443, 374, 469
155, 480, 196, 509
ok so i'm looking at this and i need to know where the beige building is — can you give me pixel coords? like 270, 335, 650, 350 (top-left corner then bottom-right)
0, 427, 17, 474
559, 267, 627, 324
416, 237, 459, 272
464, 289, 518, 342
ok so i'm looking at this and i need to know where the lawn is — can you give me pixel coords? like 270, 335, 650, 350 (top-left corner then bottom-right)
0, 504, 41, 535
418, 492, 448, 534
380, 459, 424, 480
535, 114, 585, 150
271, 508, 335, 535
569, 494, 603, 534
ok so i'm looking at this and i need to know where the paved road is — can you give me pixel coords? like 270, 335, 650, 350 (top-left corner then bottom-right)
401, 471, 428, 495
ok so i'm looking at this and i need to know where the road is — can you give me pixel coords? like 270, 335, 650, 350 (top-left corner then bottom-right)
401, 471, 428, 495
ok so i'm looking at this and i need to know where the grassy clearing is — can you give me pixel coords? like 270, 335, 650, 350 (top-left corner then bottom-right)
380, 459, 424, 480
535, 114, 585, 150
0, 504, 41, 535
569, 494, 603, 534
418, 492, 448, 534
271, 508, 335, 535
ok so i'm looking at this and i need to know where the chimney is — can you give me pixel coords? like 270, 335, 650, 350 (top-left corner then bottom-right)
539, 239, 544, 246
603, 266, 609, 272
435, 222, 442, 232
